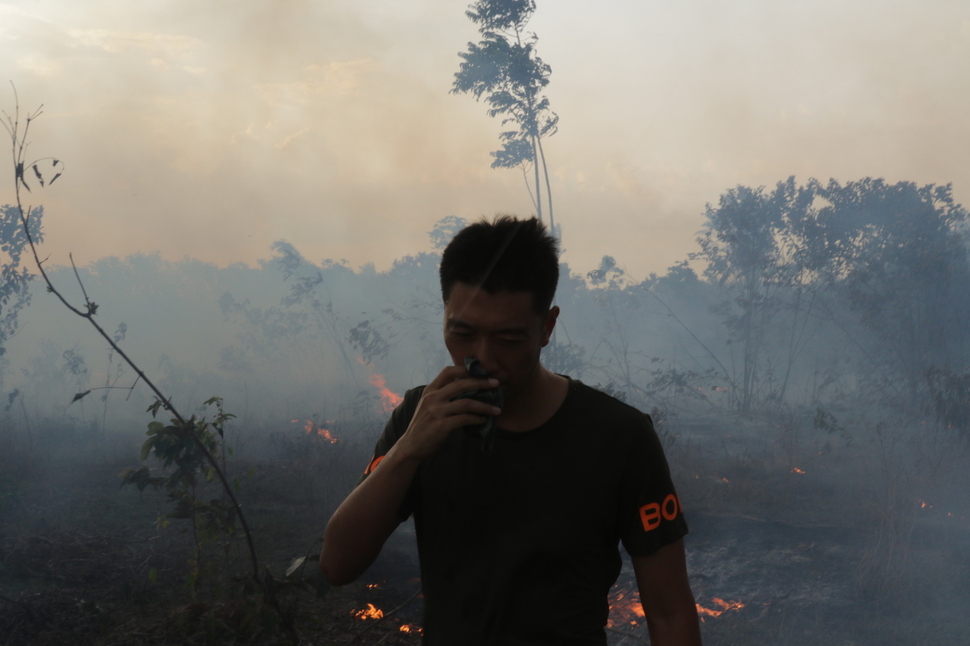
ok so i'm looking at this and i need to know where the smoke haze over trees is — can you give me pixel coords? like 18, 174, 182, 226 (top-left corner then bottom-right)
4, 176, 969, 436
4, 1, 970, 639
3, 176, 970, 643
0, 204, 42, 384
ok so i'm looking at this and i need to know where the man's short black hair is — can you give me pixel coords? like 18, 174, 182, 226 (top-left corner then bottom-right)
439, 215, 559, 313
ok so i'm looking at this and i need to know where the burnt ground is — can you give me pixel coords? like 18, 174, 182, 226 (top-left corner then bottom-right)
1, 412, 969, 645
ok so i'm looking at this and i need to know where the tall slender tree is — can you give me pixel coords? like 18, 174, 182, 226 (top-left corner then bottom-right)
452, 0, 559, 233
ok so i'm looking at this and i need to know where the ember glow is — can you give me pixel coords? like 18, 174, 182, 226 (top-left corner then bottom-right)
291, 418, 337, 443
695, 597, 745, 621
399, 624, 422, 634
357, 357, 404, 413
353, 603, 384, 620
792, 467, 806, 474
607, 587, 645, 628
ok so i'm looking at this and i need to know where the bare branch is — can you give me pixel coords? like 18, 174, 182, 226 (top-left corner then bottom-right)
3, 87, 263, 584
69, 252, 94, 311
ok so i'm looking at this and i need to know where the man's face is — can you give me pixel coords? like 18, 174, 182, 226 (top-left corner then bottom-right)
443, 282, 558, 399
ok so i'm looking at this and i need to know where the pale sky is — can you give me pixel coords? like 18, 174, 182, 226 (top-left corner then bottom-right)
2, 0, 969, 280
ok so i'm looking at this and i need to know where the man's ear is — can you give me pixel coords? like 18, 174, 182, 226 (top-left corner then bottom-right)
540, 306, 560, 347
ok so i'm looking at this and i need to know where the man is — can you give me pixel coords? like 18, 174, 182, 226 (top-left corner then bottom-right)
321, 216, 701, 645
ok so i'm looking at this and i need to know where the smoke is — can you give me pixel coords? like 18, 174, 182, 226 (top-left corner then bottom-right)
2, 2, 970, 641
2, 1, 968, 282
0, 218, 968, 642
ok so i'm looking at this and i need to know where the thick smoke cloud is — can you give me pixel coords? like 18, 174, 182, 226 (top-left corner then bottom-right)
1, 1, 969, 280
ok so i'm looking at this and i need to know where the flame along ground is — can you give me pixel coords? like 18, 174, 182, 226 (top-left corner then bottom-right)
341, 363, 747, 633
352, 603, 384, 620
351, 594, 744, 631
606, 587, 645, 628
293, 417, 338, 443
352, 585, 745, 633
607, 585, 744, 627
350, 601, 422, 634
695, 597, 745, 621
291, 357, 404, 441
352, 584, 423, 635
350, 562, 748, 631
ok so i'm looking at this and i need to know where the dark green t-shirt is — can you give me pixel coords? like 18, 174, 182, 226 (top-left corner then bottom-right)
360, 378, 688, 645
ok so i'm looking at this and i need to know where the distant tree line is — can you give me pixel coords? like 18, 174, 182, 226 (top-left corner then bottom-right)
3, 176, 970, 437
690, 177, 970, 424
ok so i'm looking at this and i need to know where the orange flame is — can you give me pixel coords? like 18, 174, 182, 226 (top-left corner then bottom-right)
695, 597, 744, 621
357, 357, 404, 413
293, 418, 338, 443
792, 467, 805, 474
607, 588, 645, 627
399, 624, 422, 634
353, 603, 384, 620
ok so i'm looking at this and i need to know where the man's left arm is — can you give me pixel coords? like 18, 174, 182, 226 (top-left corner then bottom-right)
633, 538, 702, 646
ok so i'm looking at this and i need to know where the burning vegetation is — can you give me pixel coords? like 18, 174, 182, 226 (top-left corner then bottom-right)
352, 603, 384, 620
695, 597, 745, 621
3, 73, 970, 646
358, 358, 405, 414
294, 418, 338, 443
606, 587, 645, 628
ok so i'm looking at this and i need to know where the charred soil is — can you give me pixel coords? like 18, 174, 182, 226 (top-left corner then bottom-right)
1, 412, 968, 645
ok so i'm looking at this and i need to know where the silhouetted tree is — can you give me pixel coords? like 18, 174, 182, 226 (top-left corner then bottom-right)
805, 178, 970, 400
693, 176, 970, 412
691, 178, 815, 411
452, 0, 559, 232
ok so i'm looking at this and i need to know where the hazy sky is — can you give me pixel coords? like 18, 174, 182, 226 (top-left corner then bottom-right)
2, 0, 968, 279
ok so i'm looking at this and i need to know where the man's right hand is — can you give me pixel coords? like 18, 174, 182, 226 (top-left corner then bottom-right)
321, 365, 500, 586
396, 365, 501, 462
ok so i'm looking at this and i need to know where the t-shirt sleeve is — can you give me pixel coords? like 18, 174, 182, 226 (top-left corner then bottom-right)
617, 413, 689, 557
356, 386, 425, 520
